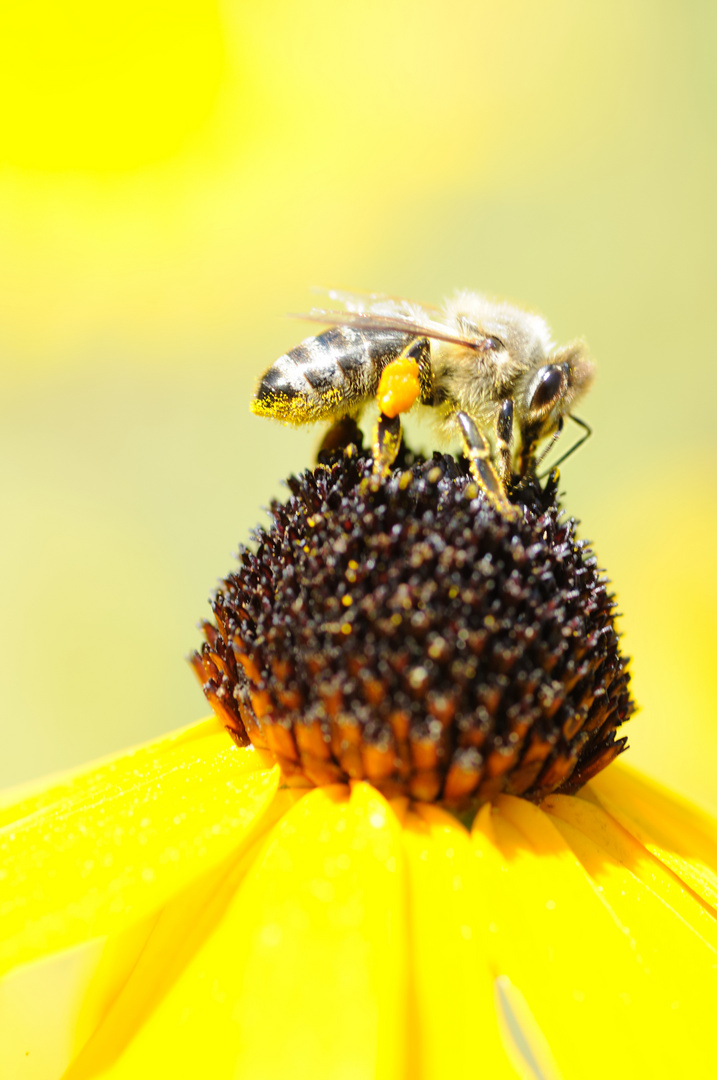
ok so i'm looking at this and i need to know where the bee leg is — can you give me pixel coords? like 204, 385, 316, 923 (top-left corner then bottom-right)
496, 399, 514, 486
371, 338, 428, 477
372, 412, 403, 477
453, 410, 519, 519
317, 415, 364, 458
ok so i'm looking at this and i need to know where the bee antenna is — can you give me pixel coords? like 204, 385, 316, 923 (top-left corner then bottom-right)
537, 414, 592, 479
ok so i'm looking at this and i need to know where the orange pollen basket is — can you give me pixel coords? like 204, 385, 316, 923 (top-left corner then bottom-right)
376, 358, 421, 418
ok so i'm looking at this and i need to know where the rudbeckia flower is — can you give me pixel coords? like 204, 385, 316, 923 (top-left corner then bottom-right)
2, 451, 716, 1079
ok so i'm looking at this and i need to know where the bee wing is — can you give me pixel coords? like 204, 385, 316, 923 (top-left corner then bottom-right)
311, 286, 444, 317
292, 307, 485, 351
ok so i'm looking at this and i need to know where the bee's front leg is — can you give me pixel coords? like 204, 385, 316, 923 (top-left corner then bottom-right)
371, 338, 429, 477
496, 399, 514, 486
452, 410, 519, 520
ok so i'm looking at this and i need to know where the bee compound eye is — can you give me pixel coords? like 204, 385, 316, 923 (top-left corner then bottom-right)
528, 365, 565, 415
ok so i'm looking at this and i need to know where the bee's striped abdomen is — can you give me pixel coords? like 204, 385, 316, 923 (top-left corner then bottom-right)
252, 326, 412, 423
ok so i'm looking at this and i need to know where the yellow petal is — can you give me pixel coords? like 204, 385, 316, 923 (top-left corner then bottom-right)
66, 782, 408, 1080
0, 719, 281, 973
589, 762, 717, 911
540, 795, 717, 1077
0, 936, 108, 1080
0, 718, 220, 823
402, 803, 519, 1080
544, 791, 717, 952
61, 789, 297, 1080
475, 794, 704, 1077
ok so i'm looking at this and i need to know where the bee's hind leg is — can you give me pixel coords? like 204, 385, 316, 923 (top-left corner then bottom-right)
370, 337, 429, 479
372, 412, 403, 478
453, 410, 519, 520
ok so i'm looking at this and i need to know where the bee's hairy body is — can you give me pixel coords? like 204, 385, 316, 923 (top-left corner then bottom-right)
252, 292, 594, 517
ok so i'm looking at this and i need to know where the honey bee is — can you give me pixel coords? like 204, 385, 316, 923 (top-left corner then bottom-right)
251, 290, 594, 516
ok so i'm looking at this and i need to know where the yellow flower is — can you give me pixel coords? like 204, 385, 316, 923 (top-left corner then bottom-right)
1, 718, 717, 1079
3, 451, 715, 1078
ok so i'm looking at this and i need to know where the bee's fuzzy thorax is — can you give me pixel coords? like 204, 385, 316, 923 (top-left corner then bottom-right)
192, 449, 634, 812
445, 290, 554, 357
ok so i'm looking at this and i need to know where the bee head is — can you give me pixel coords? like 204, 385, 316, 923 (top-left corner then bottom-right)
521, 340, 593, 449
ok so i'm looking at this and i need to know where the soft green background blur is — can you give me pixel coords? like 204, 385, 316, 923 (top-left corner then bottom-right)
1, 0, 716, 812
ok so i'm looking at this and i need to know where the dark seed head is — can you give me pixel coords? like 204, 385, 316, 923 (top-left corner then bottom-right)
191, 449, 635, 811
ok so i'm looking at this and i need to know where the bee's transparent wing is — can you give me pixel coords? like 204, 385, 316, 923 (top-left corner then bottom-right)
311, 287, 444, 318
292, 306, 485, 350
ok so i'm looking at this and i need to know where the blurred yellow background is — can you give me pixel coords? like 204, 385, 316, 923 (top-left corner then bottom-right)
1, 0, 715, 811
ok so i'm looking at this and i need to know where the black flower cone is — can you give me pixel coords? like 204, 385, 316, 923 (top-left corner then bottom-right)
193, 446, 634, 812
